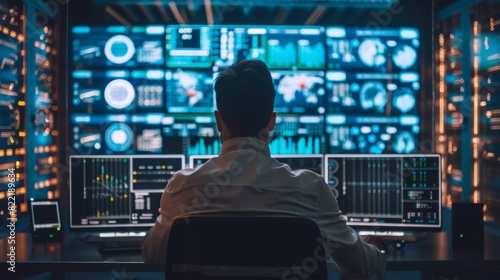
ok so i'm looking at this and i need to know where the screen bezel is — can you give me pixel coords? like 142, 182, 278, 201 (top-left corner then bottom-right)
324, 154, 442, 232
69, 154, 185, 232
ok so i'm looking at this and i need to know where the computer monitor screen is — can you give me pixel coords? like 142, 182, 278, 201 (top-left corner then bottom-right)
272, 70, 325, 114
324, 27, 420, 154
70, 155, 185, 230
325, 154, 441, 231
266, 26, 325, 70
270, 115, 325, 154
212, 26, 267, 67
274, 155, 324, 176
189, 155, 215, 168
30, 200, 61, 231
71, 70, 165, 113
166, 25, 212, 68
72, 25, 165, 67
165, 69, 215, 113
326, 27, 419, 72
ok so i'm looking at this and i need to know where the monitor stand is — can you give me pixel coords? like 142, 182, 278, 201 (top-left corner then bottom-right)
359, 231, 429, 251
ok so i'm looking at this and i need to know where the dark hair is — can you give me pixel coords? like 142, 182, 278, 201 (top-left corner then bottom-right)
214, 60, 276, 138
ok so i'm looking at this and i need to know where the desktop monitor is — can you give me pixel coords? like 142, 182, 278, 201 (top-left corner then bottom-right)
189, 154, 215, 168
324, 154, 441, 231
30, 200, 63, 242
69, 155, 185, 231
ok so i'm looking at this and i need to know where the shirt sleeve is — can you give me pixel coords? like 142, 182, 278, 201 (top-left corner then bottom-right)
315, 179, 387, 278
142, 179, 177, 265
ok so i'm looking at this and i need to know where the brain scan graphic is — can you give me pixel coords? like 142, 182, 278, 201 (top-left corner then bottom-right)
392, 131, 416, 154
392, 44, 417, 70
104, 79, 136, 110
105, 123, 134, 152
360, 82, 388, 113
392, 87, 416, 113
358, 38, 387, 67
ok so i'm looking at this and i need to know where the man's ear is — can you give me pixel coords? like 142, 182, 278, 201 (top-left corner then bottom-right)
267, 111, 277, 132
214, 110, 224, 133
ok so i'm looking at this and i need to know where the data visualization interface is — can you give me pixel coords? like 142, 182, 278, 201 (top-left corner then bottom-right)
70, 155, 184, 229
325, 154, 441, 230
72, 25, 165, 67
324, 27, 421, 154
69, 24, 423, 157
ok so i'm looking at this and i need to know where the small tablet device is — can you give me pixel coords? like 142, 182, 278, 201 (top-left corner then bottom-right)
30, 200, 63, 242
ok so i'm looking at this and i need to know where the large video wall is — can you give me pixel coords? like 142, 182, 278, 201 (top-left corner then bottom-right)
70, 25, 421, 158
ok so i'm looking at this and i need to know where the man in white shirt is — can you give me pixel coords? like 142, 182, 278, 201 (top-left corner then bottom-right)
142, 59, 387, 278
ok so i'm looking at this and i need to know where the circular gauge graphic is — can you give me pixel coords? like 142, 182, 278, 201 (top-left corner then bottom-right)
358, 38, 387, 67
104, 79, 135, 109
360, 82, 388, 112
329, 177, 340, 198
392, 44, 417, 70
329, 159, 340, 174
392, 131, 416, 154
392, 87, 416, 113
104, 35, 135, 64
105, 123, 133, 152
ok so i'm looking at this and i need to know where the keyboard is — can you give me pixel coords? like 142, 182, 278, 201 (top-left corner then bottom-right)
98, 240, 143, 253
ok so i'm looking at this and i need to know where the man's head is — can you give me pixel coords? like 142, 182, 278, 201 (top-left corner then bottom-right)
214, 59, 277, 141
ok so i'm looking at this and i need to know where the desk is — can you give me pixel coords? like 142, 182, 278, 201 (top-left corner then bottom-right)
1, 230, 499, 279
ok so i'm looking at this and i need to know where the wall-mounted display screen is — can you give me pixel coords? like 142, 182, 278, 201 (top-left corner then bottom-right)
71, 70, 165, 113
212, 26, 267, 68
266, 26, 325, 70
326, 27, 419, 72
166, 25, 212, 68
272, 70, 325, 114
165, 69, 215, 113
69, 24, 423, 158
72, 25, 165, 67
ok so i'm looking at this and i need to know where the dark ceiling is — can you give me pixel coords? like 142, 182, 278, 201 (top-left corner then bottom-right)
71, 0, 432, 27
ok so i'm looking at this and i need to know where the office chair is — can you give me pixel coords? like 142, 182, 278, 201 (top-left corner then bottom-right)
165, 216, 328, 280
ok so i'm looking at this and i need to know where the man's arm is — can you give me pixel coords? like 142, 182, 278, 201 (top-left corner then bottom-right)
316, 180, 387, 278
142, 209, 172, 265
142, 175, 181, 265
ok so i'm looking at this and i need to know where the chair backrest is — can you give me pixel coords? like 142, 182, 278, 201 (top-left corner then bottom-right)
165, 216, 328, 280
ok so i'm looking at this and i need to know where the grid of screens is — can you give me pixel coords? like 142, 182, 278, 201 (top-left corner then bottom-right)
325, 154, 441, 230
70, 25, 421, 158
69, 155, 184, 230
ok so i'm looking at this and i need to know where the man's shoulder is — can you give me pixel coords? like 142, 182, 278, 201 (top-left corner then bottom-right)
289, 168, 327, 186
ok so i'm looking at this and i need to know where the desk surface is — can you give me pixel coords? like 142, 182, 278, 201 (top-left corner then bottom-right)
1, 229, 500, 276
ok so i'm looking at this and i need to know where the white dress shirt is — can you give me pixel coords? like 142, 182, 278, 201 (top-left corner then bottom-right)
142, 137, 387, 277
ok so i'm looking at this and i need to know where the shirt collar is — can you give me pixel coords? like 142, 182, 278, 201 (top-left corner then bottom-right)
219, 137, 271, 157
